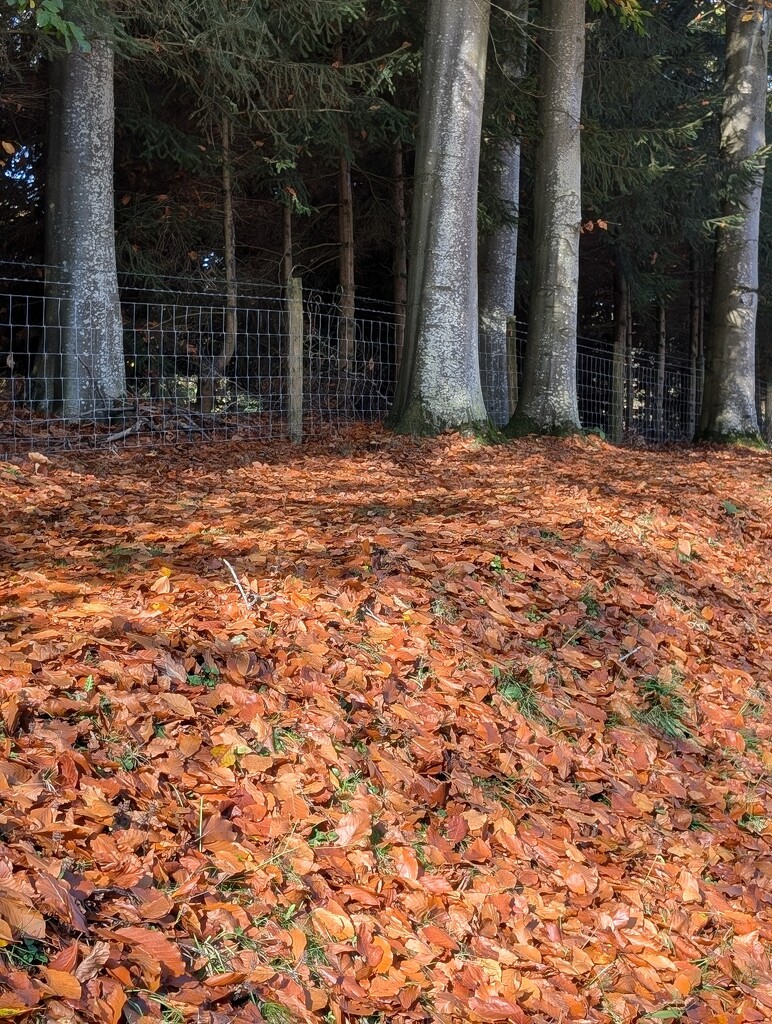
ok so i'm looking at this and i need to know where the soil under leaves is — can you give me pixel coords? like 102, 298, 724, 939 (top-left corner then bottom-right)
1, 429, 771, 1024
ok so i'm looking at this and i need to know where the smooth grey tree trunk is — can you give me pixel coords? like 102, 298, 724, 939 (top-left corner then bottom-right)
388, 0, 490, 435
478, 143, 520, 426
47, 39, 126, 420
507, 0, 584, 436
699, 2, 771, 442
478, 0, 529, 428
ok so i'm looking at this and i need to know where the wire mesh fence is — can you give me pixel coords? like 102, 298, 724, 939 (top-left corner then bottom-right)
0, 266, 769, 454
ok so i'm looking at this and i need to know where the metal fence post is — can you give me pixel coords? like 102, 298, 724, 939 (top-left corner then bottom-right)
287, 276, 303, 443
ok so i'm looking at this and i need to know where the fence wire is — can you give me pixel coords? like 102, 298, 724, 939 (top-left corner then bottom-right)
0, 269, 769, 454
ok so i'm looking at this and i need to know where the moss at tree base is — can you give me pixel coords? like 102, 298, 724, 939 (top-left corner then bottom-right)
388, 399, 493, 438
504, 411, 581, 439
696, 429, 767, 449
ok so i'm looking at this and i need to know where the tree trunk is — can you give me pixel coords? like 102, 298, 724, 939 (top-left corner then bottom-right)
388, 0, 490, 435
699, 2, 770, 442
200, 114, 237, 414
49, 39, 126, 420
507, 0, 584, 436
220, 113, 237, 378
625, 288, 634, 434
282, 201, 294, 287
610, 265, 627, 444
60, 39, 126, 421
36, 56, 65, 412
764, 381, 772, 441
393, 139, 408, 374
478, 0, 528, 428
338, 145, 356, 404
478, 142, 520, 427
656, 303, 666, 440
687, 251, 701, 440
697, 265, 705, 419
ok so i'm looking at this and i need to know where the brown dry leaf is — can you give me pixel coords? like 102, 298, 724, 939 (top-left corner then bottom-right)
158, 692, 196, 718
114, 927, 185, 976
74, 942, 111, 983
311, 905, 355, 941
0, 897, 46, 940
335, 809, 371, 847
41, 970, 81, 1001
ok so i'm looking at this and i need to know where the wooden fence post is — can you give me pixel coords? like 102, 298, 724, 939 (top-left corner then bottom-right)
287, 276, 303, 443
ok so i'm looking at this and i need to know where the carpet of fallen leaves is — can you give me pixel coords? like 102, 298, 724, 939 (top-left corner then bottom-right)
1, 428, 772, 1024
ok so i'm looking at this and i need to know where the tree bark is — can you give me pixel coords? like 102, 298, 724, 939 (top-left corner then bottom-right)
388, 0, 490, 435
47, 39, 126, 420
220, 113, 237, 379
478, 0, 529, 428
338, 144, 356, 403
625, 287, 634, 434
610, 265, 627, 444
36, 56, 65, 412
507, 0, 584, 436
393, 139, 408, 374
699, 1, 770, 442
200, 113, 237, 414
656, 302, 666, 440
687, 251, 702, 440
282, 201, 294, 287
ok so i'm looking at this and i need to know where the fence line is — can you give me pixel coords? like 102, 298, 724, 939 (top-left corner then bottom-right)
0, 271, 769, 454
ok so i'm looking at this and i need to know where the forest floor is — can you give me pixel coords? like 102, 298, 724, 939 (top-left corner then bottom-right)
1, 428, 771, 1024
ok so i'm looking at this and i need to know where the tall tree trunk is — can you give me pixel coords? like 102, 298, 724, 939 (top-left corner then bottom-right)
220, 113, 237, 378
699, 2, 770, 441
282, 202, 294, 286
764, 381, 772, 441
656, 302, 666, 440
36, 57, 65, 411
697, 265, 705, 419
43, 40, 126, 418
478, 0, 529, 428
610, 265, 627, 444
392, 139, 408, 374
478, 142, 520, 427
507, 0, 584, 435
338, 144, 356, 402
200, 114, 237, 414
625, 288, 634, 434
388, 0, 490, 435
687, 251, 701, 440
